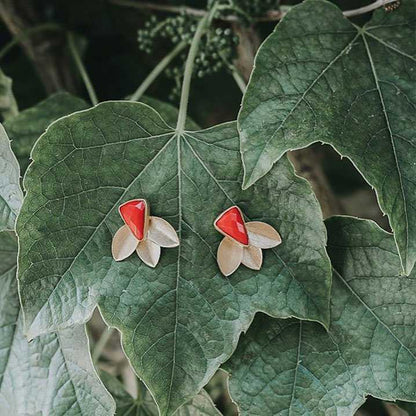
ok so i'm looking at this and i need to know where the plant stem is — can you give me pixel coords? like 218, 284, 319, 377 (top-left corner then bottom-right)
231, 68, 247, 93
92, 327, 115, 364
67, 32, 98, 106
131, 41, 187, 102
0, 23, 62, 61
343, 0, 397, 16
176, 5, 218, 132
110, 0, 397, 22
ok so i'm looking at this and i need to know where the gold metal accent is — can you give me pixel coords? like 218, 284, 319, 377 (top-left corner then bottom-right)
242, 246, 263, 270
217, 237, 243, 277
112, 200, 179, 267
112, 224, 139, 261
137, 239, 161, 268
214, 206, 282, 276
148, 216, 180, 248
246, 221, 282, 249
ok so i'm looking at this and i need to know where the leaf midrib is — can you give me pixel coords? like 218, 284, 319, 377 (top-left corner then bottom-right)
184, 132, 328, 322
244, 31, 360, 185
25, 132, 176, 330
361, 32, 409, 270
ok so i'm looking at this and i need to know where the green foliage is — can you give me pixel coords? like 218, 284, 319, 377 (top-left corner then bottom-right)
0, 232, 115, 415
138, 14, 238, 99
4, 92, 88, 174
210, 0, 280, 21
16, 101, 331, 415
1, 0, 415, 414
0, 124, 23, 231
101, 371, 221, 415
225, 216, 416, 415
238, 0, 416, 275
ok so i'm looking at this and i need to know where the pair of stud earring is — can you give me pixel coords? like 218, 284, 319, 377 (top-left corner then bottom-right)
112, 199, 282, 276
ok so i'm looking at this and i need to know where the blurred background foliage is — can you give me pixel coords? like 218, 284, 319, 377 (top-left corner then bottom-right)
0, 0, 404, 414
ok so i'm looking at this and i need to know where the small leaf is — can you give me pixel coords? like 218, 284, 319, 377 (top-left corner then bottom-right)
17, 101, 331, 415
246, 221, 282, 249
225, 216, 416, 415
148, 216, 180, 248
3, 92, 88, 173
239, 0, 416, 275
241, 245, 262, 270
217, 237, 243, 276
112, 224, 139, 261
0, 232, 115, 415
0, 124, 23, 231
137, 238, 161, 267
0, 68, 18, 121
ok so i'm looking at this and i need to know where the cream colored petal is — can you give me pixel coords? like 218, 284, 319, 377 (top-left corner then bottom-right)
137, 239, 161, 268
217, 237, 243, 277
112, 225, 139, 261
246, 221, 282, 249
242, 246, 263, 270
148, 216, 179, 248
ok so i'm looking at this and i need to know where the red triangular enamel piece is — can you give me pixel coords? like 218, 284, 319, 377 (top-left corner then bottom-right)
215, 206, 249, 245
119, 199, 147, 241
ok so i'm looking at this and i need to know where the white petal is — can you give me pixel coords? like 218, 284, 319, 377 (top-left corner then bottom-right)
112, 225, 139, 261
137, 239, 161, 268
148, 216, 179, 248
242, 246, 263, 270
246, 221, 282, 249
217, 237, 243, 277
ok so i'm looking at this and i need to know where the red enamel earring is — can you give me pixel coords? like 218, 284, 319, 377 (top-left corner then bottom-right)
214, 206, 282, 276
112, 199, 179, 267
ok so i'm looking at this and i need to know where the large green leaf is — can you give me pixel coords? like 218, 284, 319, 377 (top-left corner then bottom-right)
0, 68, 18, 121
101, 371, 221, 416
17, 101, 331, 415
239, 0, 416, 275
4, 92, 88, 173
0, 124, 23, 231
0, 232, 115, 415
225, 217, 416, 415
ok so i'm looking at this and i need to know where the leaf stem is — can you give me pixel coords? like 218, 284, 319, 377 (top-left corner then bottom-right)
343, 0, 397, 17
67, 32, 98, 106
131, 41, 188, 102
176, 5, 218, 133
110, 0, 397, 22
92, 327, 114, 364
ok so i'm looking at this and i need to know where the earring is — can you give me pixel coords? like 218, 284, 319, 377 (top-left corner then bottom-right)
214, 206, 282, 276
112, 199, 179, 267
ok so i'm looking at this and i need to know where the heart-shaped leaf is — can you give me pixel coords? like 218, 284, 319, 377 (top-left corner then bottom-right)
4, 92, 88, 174
0, 124, 23, 231
101, 371, 221, 416
225, 216, 416, 415
239, 0, 416, 275
17, 101, 331, 415
0, 232, 115, 415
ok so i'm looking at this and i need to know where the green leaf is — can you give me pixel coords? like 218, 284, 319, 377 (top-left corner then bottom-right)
17, 101, 331, 415
225, 216, 416, 415
0, 68, 18, 121
4, 92, 88, 174
0, 124, 23, 231
239, 0, 416, 275
101, 371, 221, 416
0, 232, 115, 415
